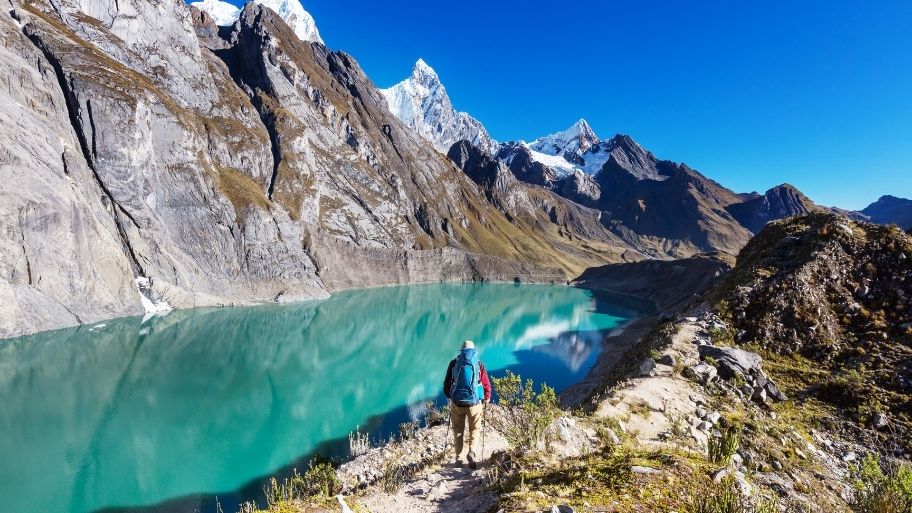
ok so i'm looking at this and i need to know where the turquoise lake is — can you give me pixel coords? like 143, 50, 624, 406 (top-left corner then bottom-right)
0, 283, 645, 513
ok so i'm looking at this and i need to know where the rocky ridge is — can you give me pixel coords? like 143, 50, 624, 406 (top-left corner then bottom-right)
859, 194, 912, 230
713, 212, 912, 453
727, 183, 820, 234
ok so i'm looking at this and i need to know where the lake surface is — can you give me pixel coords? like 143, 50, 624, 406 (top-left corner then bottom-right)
0, 283, 644, 513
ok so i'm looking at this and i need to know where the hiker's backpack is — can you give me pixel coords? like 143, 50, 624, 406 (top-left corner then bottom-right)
449, 349, 484, 406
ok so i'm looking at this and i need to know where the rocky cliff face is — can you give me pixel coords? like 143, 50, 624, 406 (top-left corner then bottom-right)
0, 0, 653, 338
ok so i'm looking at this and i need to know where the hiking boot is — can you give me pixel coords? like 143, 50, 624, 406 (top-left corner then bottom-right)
467, 451, 477, 470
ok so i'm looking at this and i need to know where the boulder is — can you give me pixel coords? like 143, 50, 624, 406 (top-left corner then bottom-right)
684, 363, 717, 384
638, 358, 657, 377
699, 345, 787, 401
872, 413, 889, 430
699, 345, 763, 379
712, 468, 729, 483
658, 353, 677, 367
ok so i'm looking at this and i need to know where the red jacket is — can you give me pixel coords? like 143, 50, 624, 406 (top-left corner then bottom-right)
443, 358, 492, 403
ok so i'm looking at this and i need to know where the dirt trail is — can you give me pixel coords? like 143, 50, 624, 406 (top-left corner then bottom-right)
339, 315, 718, 512
340, 420, 510, 513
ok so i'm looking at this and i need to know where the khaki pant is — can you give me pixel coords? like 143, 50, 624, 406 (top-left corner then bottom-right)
450, 402, 483, 460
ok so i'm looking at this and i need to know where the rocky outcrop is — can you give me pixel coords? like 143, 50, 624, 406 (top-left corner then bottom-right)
715, 212, 912, 451
697, 345, 787, 401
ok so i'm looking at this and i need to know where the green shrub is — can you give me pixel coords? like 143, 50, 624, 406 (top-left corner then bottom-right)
423, 400, 448, 427
689, 478, 777, 513
689, 478, 746, 513
490, 371, 559, 451
297, 461, 341, 498
261, 461, 341, 507
708, 424, 741, 466
399, 420, 417, 440
851, 453, 912, 513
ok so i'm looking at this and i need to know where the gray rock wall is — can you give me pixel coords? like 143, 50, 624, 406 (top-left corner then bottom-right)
0, 6, 143, 336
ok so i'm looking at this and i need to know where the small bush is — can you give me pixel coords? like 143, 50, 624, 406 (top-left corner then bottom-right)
708, 424, 741, 466
297, 461, 341, 498
819, 366, 869, 409
689, 478, 777, 513
851, 453, 912, 513
261, 461, 341, 507
399, 421, 418, 441
490, 371, 559, 452
423, 400, 449, 427
689, 478, 745, 513
708, 327, 734, 346
348, 425, 371, 457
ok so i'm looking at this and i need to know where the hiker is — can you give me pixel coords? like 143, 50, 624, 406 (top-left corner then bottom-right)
442, 340, 491, 469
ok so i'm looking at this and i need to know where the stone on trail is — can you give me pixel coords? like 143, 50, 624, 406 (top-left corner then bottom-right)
638, 358, 657, 377
684, 363, 717, 384
711, 468, 729, 483
872, 413, 889, 430
698, 345, 763, 379
658, 353, 677, 367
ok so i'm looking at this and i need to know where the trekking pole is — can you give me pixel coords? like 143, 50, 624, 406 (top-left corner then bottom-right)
481, 402, 487, 463
444, 401, 451, 456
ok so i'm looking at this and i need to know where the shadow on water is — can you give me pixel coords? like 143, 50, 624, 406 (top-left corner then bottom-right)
0, 283, 648, 513
89, 325, 625, 513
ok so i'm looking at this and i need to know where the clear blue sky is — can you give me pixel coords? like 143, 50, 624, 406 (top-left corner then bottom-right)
221, 0, 911, 210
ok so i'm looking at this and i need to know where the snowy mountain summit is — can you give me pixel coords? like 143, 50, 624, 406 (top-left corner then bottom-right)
190, 0, 323, 44
380, 59, 497, 155
190, 0, 239, 25
529, 118, 600, 157
502, 120, 667, 180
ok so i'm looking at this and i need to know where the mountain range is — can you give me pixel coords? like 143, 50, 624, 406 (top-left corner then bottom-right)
0, 0, 909, 338
382, 56, 912, 236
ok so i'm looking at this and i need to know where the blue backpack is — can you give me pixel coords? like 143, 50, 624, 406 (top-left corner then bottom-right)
450, 348, 484, 406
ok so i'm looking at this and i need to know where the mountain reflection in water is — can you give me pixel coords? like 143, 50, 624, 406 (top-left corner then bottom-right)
0, 283, 643, 513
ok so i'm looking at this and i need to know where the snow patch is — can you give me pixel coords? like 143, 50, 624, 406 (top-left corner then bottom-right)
189, 0, 239, 26
135, 277, 172, 321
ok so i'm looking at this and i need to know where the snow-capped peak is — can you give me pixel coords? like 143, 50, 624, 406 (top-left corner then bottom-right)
530, 118, 600, 156
380, 59, 497, 155
189, 0, 323, 44
252, 0, 322, 44
413, 58, 437, 79
189, 0, 239, 26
